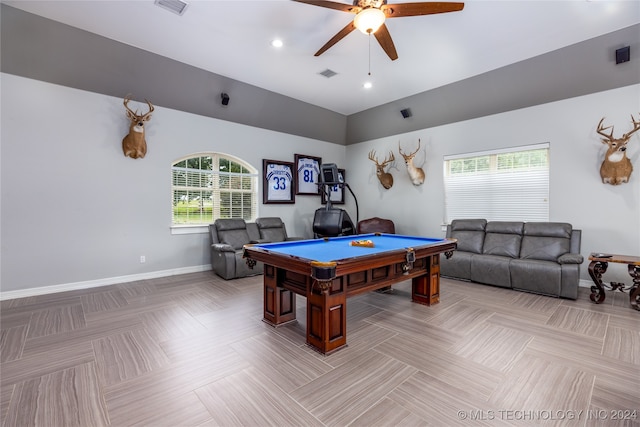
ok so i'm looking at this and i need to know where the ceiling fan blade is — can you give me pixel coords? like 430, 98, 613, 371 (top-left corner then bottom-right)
381, 2, 464, 18
374, 23, 398, 61
314, 20, 357, 56
292, 0, 361, 14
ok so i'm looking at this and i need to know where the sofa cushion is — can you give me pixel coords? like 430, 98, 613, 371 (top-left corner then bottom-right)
450, 219, 487, 254
440, 251, 474, 280
471, 254, 512, 288
258, 227, 286, 243
218, 229, 250, 250
520, 222, 572, 262
524, 222, 572, 239
510, 259, 561, 297
215, 218, 248, 231
482, 222, 524, 258
256, 217, 287, 242
214, 219, 251, 250
451, 219, 487, 232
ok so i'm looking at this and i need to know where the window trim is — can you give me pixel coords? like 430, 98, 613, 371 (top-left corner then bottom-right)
444, 143, 549, 161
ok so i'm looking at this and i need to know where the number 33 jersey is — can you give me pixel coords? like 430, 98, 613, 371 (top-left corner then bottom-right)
266, 163, 293, 201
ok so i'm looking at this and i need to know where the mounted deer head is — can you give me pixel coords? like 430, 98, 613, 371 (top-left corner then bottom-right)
122, 94, 154, 159
368, 150, 394, 189
398, 139, 425, 186
596, 114, 639, 185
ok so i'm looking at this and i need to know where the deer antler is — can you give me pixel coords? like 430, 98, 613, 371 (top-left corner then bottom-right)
381, 151, 394, 166
124, 94, 154, 119
622, 113, 640, 140
368, 150, 379, 164
399, 139, 421, 158
123, 94, 137, 116
369, 150, 394, 165
596, 118, 615, 141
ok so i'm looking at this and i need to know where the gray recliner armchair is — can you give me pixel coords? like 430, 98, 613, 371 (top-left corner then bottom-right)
209, 219, 263, 280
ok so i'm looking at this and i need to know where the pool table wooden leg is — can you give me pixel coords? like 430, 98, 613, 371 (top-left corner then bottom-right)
411, 254, 440, 306
262, 265, 296, 326
306, 279, 347, 354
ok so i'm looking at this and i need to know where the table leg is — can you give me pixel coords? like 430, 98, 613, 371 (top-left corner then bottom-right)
306, 278, 347, 354
588, 260, 608, 304
628, 264, 640, 311
412, 255, 440, 306
262, 265, 296, 326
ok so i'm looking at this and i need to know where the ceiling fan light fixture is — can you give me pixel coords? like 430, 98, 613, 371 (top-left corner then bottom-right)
354, 8, 386, 34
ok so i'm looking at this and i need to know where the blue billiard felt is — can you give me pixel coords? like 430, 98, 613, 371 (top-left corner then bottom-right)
251, 233, 445, 263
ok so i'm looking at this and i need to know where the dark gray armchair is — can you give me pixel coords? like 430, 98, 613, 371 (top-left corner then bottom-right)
209, 219, 263, 280
255, 217, 303, 242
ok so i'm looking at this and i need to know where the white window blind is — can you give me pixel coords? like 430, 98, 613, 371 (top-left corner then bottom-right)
172, 154, 258, 225
443, 143, 549, 223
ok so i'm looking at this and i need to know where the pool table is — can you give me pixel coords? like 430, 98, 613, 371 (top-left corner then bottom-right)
243, 233, 457, 354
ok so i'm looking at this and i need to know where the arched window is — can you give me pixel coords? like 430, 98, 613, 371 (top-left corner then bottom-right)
171, 153, 258, 226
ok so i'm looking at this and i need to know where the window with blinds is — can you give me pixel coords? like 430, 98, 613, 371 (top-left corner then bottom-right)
172, 154, 258, 225
443, 143, 550, 223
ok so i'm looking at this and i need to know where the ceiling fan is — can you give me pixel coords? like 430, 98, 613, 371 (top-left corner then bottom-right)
293, 0, 464, 61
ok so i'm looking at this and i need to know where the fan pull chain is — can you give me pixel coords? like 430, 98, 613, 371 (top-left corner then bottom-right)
368, 33, 372, 76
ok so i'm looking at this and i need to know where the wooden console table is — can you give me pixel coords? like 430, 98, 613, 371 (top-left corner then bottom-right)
588, 253, 640, 311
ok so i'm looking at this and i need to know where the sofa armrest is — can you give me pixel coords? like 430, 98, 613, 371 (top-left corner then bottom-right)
212, 243, 235, 253
558, 253, 584, 264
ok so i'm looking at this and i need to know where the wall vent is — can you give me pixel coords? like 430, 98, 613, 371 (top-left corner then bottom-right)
319, 69, 338, 78
155, 0, 189, 16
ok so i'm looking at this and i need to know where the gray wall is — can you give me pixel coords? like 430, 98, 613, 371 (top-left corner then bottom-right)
2, 5, 638, 146
344, 85, 640, 288
1, 73, 346, 295
2, 5, 639, 298
0, 4, 347, 145
3, 75, 638, 297
347, 24, 640, 143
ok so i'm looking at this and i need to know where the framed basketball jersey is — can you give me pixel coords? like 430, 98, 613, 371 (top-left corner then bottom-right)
294, 154, 322, 195
263, 159, 295, 204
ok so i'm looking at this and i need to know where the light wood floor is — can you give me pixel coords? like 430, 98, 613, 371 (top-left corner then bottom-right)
1, 272, 638, 426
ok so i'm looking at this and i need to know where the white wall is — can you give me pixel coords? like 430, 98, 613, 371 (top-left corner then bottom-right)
345, 84, 640, 284
0, 74, 346, 295
2, 74, 638, 296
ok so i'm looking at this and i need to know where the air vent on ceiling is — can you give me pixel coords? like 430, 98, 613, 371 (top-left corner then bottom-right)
319, 69, 338, 78
155, 0, 189, 16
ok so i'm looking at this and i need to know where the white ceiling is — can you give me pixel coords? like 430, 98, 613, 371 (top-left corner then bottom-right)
4, 0, 639, 115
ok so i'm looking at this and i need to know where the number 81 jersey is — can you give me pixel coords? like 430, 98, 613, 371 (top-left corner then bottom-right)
297, 157, 320, 194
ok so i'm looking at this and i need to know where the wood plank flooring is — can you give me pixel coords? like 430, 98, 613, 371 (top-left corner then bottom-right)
1, 272, 638, 426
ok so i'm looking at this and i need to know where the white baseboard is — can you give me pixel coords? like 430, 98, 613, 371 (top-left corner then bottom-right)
0, 265, 212, 301
1, 270, 595, 301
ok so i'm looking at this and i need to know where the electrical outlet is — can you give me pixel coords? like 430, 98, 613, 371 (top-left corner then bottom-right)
140, 255, 146, 263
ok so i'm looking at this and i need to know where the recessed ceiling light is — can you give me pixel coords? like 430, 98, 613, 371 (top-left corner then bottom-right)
271, 39, 283, 48
363, 82, 372, 89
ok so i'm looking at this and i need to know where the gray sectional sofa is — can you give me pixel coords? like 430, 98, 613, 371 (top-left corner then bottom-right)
441, 219, 584, 299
